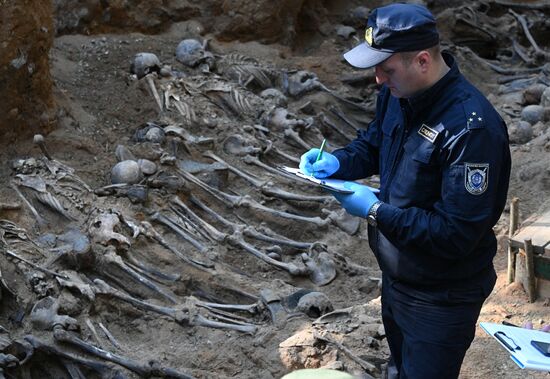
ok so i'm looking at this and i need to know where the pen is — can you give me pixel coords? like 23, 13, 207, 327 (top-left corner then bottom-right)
494, 331, 521, 351
315, 139, 327, 162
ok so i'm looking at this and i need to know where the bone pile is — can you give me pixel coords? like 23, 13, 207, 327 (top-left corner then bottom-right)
0, 37, 385, 378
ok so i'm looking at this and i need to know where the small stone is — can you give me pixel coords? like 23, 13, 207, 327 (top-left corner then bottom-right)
137, 159, 157, 175
111, 160, 142, 184
521, 105, 544, 125
522, 84, 547, 105
160, 65, 172, 77
126, 185, 148, 204
144, 127, 165, 143
508, 121, 533, 144
115, 145, 136, 162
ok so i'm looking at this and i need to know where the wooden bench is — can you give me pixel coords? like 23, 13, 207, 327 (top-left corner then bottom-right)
507, 198, 550, 302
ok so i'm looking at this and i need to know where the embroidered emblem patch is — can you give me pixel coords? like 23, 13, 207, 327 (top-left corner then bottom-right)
365, 27, 373, 46
418, 124, 438, 143
465, 163, 489, 195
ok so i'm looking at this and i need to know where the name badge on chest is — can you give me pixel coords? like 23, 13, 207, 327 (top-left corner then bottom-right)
418, 124, 439, 143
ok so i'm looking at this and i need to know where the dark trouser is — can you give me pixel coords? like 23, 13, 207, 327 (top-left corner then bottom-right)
382, 276, 486, 379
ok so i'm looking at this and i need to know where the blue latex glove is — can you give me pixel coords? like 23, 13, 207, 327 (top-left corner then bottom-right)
331, 182, 379, 218
299, 148, 340, 178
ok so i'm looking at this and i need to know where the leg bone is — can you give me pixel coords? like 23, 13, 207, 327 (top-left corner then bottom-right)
204, 151, 332, 203
140, 219, 214, 270
173, 197, 309, 277
93, 279, 255, 334
33, 134, 53, 160
189, 195, 313, 249
177, 169, 329, 227
145, 74, 163, 112
23, 335, 125, 378
54, 328, 195, 379
149, 212, 209, 253
101, 248, 178, 304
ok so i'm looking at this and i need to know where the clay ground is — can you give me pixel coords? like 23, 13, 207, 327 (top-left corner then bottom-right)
1, 17, 549, 379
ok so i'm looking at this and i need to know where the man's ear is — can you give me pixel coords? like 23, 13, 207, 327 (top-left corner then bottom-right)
416, 51, 431, 73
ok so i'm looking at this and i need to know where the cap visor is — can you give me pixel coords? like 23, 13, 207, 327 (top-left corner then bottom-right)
343, 43, 393, 68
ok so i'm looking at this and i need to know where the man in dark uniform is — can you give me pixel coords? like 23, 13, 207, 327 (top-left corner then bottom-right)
300, 4, 511, 379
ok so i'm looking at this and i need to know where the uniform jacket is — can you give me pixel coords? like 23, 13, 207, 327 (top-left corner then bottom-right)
332, 52, 511, 296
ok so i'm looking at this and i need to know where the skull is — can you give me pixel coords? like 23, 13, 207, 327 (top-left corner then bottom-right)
88, 211, 131, 251
130, 52, 161, 79
295, 292, 333, 318
176, 39, 205, 67
286, 71, 321, 97
223, 134, 262, 156
264, 107, 309, 132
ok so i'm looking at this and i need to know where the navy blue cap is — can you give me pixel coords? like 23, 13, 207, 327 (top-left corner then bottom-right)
344, 3, 439, 68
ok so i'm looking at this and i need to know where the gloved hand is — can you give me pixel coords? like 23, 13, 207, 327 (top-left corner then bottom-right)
331, 182, 379, 218
299, 148, 340, 178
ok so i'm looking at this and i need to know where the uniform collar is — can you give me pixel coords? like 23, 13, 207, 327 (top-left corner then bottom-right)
404, 52, 459, 116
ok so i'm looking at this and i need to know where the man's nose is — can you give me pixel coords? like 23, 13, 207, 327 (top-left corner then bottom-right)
375, 66, 387, 85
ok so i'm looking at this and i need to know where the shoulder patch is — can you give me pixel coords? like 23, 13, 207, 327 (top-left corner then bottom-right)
462, 97, 485, 130
465, 163, 489, 195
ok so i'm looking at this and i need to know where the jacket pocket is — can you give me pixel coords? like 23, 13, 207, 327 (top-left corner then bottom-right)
390, 137, 441, 205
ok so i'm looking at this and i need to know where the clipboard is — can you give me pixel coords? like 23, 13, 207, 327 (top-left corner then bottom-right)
480, 322, 550, 371
278, 166, 380, 195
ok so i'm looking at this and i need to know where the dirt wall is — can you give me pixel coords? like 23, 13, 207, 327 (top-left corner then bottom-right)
0, 0, 55, 142
53, 0, 206, 35
53, 0, 333, 45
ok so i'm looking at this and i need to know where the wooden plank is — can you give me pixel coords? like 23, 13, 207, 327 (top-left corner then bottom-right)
515, 252, 550, 301
507, 198, 519, 284
524, 239, 536, 302
510, 209, 550, 254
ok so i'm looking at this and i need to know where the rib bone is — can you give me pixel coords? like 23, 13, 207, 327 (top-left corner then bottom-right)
10, 182, 46, 227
